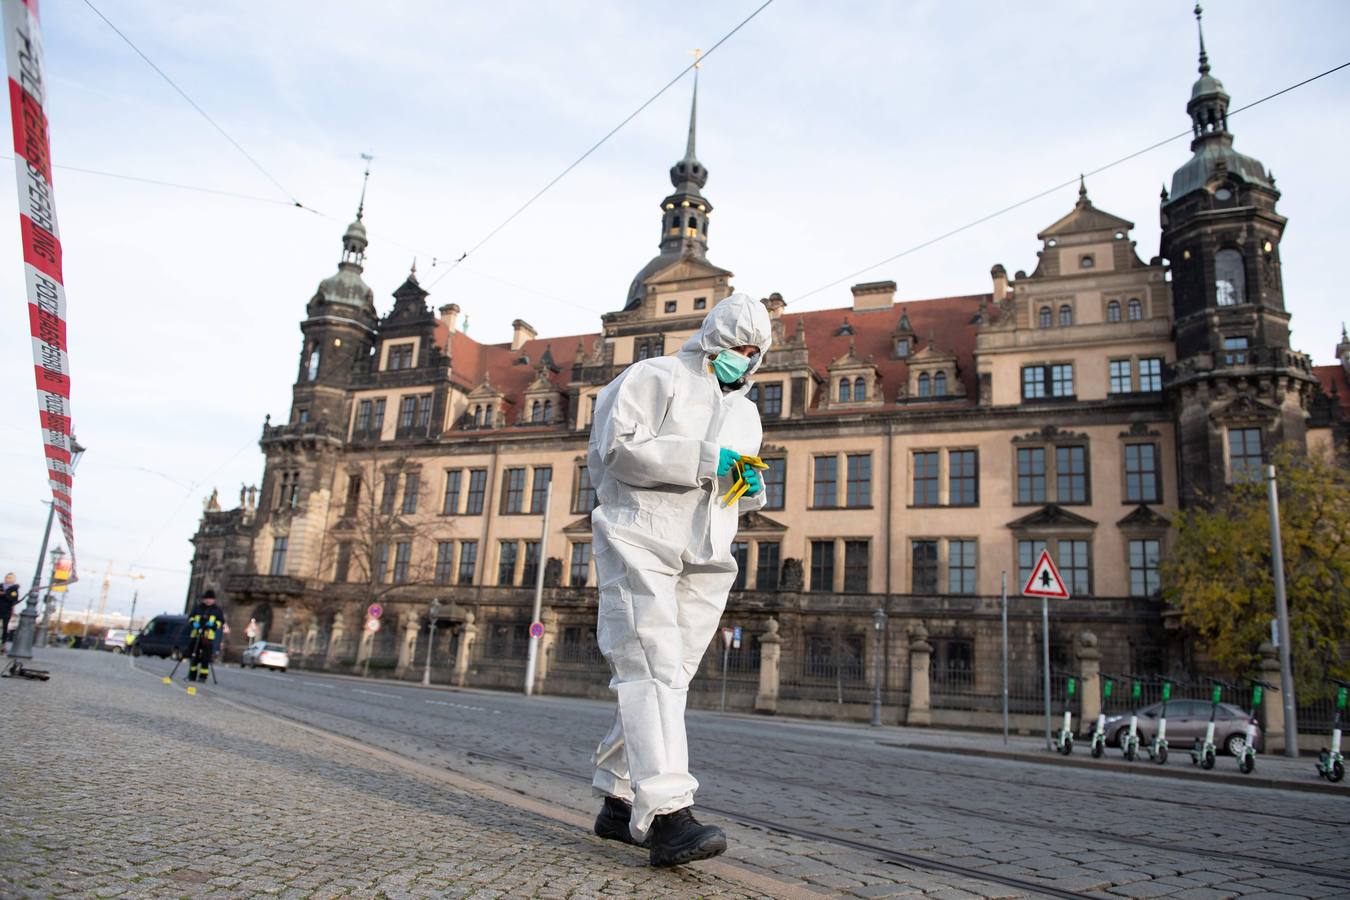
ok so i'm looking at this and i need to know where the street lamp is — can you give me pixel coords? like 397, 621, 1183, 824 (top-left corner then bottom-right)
5, 438, 84, 678
871, 608, 887, 727
422, 597, 441, 687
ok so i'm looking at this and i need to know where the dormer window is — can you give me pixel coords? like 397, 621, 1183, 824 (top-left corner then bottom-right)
894, 338, 910, 358
838, 379, 849, 402
853, 377, 865, 402
1106, 300, 1121, 323
694, 297, 707, 310
387, 343, 414, 371
917, 373, 930, 398
934, 372, 947, 395
664, 301, 677, 314
1079, 254, 1095, 269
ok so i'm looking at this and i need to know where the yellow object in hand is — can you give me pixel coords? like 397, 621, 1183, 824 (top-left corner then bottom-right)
720, 455, 769, 506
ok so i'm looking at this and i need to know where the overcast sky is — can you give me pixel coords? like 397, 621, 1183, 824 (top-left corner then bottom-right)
3, 0, 1347, 623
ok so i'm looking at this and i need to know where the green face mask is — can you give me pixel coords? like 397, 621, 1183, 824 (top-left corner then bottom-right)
711, 350, 752, 383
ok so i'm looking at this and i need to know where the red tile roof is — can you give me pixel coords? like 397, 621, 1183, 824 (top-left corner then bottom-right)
1313, 364, 1350, 416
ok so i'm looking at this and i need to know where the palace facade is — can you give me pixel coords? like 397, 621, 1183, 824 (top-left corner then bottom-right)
188, 22, 1349, 726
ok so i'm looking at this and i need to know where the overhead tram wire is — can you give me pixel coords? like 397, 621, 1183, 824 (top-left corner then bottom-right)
81, 0, 317, 214
0, 155, 295, 206
791, 58, 1350, 306
426, 0, 776, 290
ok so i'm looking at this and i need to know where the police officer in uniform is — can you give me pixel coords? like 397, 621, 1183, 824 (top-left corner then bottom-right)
185, 590, 226, 683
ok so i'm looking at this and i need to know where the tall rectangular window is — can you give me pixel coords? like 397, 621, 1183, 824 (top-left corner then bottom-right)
434, 541, 454, 585
810, 540, 834, 592
1056, 445, 1087, 504
913, 451, 939, 506
843, 540, 869, 593
399, 396, 417, 429
1129, 539, 1161, 597
911, 540, 938, 593
1223, 336, 1249, 366
846, 454, 872, 507
760, 382, 783, 417
1051, 364, 1074, 397
1060, 539, 1091, 595
371, 398, 386, 433
497, 540, 518, 586
502, 468, 526, 514
530, 467, 552, 514
570, 542, 591, 587
417, 394, 433, 428
269, 537, 288, 576
812, 457, 838, 508
762, 458, 786, 510
1228, 428, 1263, 483
401, 473, 420, 514
465, 469, 487, 514
755, 542, 780, 591
457, 540, 478, 585
380, 475, 398, 515
948, 539, 976, 595
344, 474, 362, 517
1124, 444, 1160, 503
393, 541, 411, 584
1138, 358, 1163, 392
521, 540, 541, 586
355, 399, 372, 433
949, 450, 978, 506
1017, 539, 1047, 587
1016, 447, 1046, 503
388, 343, 413, 370
731, 541, 749, 590
335, 542, 352, 583
442, 470, 462, 515
374, 543, 390, 584
1108, 360, 1132, 394
573, 466, 597, 513
1021, 366, 1047, 400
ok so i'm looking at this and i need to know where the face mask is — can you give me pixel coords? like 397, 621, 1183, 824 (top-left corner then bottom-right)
711, 350, 752, 384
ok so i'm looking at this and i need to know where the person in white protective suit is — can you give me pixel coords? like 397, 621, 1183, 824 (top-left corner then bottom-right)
586, 293, 771, 867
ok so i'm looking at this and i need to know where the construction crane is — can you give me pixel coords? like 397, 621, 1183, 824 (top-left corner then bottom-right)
81, 563, 145, 639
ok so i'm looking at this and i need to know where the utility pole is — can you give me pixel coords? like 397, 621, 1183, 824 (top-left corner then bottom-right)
524, 487, 553, 696
1265, 464, 1299, 756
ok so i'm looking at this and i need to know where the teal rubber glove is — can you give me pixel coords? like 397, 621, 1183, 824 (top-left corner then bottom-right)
743, 468, 764, 496
717, 448, 740, 477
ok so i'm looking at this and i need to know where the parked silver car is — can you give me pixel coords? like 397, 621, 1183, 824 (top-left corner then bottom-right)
241, 641, 289, 672
1103, 700, 1262, 755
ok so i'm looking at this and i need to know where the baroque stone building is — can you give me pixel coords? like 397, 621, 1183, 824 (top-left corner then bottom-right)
189, 19, 1348, 726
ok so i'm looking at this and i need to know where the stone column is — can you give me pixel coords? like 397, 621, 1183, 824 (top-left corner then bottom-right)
1258, 641, 1285, 754
1077, 630, 1101, 736
454, 611, 478, 687
324, 608, 349, 668
534, 607, 559, 692
907, 623, 933, 727
395, 611, 420, 679
755, 618, 782, 714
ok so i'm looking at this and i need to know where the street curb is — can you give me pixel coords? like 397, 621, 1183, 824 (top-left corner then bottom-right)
879, 741, 1349, 794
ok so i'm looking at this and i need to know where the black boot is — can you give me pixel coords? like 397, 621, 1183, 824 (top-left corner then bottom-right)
594, 797, 646, 846
647, 808, 727, 867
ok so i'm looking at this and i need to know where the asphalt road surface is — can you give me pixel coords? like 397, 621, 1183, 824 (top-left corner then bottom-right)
136, 656, 1350, 898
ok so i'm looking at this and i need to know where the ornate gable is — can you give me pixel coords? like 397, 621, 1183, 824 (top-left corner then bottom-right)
1006, 504, 1098, 532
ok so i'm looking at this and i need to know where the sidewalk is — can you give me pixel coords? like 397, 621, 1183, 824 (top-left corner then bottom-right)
0, 649, 793, 899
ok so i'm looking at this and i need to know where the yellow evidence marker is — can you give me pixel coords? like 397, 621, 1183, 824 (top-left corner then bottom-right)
720, 455, 769, 506
186, 685, 197, 696
162, 676, 172, 684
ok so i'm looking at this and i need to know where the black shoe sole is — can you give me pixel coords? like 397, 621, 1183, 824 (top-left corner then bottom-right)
649, 832, 728, 868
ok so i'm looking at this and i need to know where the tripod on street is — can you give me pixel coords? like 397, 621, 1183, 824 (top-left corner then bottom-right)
166, 631, 217, 685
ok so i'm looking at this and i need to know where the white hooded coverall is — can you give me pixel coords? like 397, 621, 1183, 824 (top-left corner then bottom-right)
587, 293, 773, 840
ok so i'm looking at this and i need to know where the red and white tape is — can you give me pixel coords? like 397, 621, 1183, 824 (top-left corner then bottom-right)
5, 0, 77, 583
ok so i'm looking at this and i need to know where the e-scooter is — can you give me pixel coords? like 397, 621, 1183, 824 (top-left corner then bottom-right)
1236, 677, 1276, 774
1119, 674, 1144, 761
1054, 674, 1077, 755
1146, 676, 1182, 765
1315, 678, 1349, 783
1090, 674, 1116, 758
1190, 677, 1229, 771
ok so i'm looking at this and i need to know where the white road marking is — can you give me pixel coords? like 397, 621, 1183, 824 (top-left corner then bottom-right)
425, 699, 488, 712
353, 688, 401, 699
300, 680, 336, 688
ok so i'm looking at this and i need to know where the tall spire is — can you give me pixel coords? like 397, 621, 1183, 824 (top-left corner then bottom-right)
356, 152, 373, 220
1194, 4, 1210, 75
341, 156, 372, 267
685, 68, 699, 160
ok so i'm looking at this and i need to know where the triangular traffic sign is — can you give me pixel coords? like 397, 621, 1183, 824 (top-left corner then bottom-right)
1022, 549, 1070, 599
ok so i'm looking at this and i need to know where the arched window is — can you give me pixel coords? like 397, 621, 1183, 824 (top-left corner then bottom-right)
1215, 249, 1246, 306
838, 379, 850, 402
1106, 300, 1121, 323
1128, 298, 1142, 321
934, 371, 947, 396
473, 405, 483, 426
853, 377, 866, 401
668, 214, 678, 232
543, 400, 553, 423
530, 400, 542, 423
1039, 307, 1053, 328
1059, 304, 1073, 326
918, 372, 931, 397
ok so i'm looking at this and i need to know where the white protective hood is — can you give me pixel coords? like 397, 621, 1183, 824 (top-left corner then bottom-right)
678, 293, 772, 378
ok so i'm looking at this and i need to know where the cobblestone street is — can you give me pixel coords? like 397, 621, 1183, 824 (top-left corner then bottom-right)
3, 649, 1349, 898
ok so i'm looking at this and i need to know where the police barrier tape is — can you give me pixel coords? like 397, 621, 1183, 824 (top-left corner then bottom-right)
4, 0, 76, 582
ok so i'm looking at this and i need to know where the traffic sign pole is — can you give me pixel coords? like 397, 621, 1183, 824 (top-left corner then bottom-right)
1000, 571, 1008, 745
1042, 594, 1052, 752
1021, 549, 1070, 752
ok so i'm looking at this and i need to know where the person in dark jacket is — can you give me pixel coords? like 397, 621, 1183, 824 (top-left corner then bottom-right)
1, 573, 20, 648
185, 590, 226, 683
